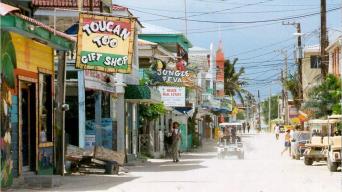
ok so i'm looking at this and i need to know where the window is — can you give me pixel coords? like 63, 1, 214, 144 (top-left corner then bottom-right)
39, 73, 53, 142
310, 55, 321, 68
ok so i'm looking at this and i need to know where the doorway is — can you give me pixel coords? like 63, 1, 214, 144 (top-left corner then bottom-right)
20, 81, 37, 173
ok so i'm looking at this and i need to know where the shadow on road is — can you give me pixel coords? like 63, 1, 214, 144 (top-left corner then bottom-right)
56, 175, 139, 191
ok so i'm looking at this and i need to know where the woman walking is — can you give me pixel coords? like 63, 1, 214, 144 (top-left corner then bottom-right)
171, 122, 181, 162
281, 130, 291, 156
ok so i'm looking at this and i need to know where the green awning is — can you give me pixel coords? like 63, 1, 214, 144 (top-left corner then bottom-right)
1, 14, 74, 50
125, 85, 161, 103
138, 34, 192, 52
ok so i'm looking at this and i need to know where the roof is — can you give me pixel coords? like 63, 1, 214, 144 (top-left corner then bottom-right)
326, 35, 341, 52
138, 39, 157, 46
32, 0, 101, 8
0, 2, 19, 16
142, 23, 182, 35
304, 44, 320, 53
1, 3, 75, 50
139, 23, 192, 52
189, 46, 209, 54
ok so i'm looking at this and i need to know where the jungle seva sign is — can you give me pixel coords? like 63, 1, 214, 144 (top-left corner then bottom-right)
76, 13, 135, 73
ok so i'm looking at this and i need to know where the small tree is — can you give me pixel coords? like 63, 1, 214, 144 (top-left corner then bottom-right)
284, 72, 302, 110
139, 103, 166, 134
261, 95, 279, 124
303, 74, 341, 118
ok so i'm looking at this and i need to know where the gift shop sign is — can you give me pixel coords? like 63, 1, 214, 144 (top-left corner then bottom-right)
158, 86, 185, 107
76, 13, 136, 73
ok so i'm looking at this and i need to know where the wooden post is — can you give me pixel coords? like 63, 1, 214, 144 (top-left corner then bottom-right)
55, 51, 66, 176
321, 0, 329, 78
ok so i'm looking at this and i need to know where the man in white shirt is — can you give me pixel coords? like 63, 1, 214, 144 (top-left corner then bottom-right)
274, 124, 280, 140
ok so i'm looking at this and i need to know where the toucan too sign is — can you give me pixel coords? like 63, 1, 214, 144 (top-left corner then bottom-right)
76, 13, 136, 73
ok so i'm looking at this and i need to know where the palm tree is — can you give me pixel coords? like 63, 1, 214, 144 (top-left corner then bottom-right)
223, 58, 247, 105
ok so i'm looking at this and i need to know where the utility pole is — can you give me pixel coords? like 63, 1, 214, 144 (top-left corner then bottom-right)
282, 21, 303, 100
268, 86, 271, 132
279, 50, 289, 125
258, 90, 261, 131
55, 51, 67, 175
184, 0, 188, 37
321, 0, 329, 78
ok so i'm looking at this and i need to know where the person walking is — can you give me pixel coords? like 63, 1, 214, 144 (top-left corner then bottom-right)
247, 123, 250, 133
242, 122, 246, 134
281, 130, 291, 156
274, 124, 280, 140
171, 122, 181, 162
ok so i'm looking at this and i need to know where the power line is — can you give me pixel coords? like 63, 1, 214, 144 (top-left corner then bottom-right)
134, 6, 341, 24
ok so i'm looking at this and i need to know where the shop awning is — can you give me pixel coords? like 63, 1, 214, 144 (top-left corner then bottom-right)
125, 85, 161, 104
0, 11, 75, 50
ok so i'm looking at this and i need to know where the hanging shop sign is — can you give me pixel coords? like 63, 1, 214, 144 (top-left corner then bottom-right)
152, 69, 196, 87
158, 86, 185, 107
76, 13, 136, 73
84, 70, 116, 93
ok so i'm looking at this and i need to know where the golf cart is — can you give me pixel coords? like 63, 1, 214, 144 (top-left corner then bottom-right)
216, 122, 244, 159
291, 131, 311, 160
326, 115, 341, 172
303, 119, 337, 166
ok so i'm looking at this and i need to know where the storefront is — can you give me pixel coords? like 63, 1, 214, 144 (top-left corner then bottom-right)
0, 9, 74, 188
125, 85, 161, 159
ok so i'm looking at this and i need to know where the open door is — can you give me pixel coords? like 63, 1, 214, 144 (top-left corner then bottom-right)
19, 81, 37, 174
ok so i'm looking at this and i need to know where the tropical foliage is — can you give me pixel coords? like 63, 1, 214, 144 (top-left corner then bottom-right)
284, 72, 302, 109
223, 59, 247, 105
261, 95, 279, 124
303, 74, 341, 118
139, 103, 166, 134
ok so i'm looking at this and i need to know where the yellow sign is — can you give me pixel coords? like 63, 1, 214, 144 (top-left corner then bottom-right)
76, 13, 136, 73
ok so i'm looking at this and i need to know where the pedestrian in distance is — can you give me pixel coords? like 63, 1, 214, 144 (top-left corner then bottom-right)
171, 122, 181, 163
281, 130, 291, 156
247, 123, 250, 133
274, 123, 280, 140
242, 122, 246, 134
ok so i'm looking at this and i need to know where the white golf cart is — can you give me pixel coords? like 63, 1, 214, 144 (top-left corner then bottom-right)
216, 122, 244, 159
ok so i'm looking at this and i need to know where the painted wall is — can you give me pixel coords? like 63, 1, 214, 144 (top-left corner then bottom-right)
1, 31, 17, 188
302, 50, 322, 101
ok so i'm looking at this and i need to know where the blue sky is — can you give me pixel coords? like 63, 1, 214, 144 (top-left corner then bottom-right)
113, 0, 341, 100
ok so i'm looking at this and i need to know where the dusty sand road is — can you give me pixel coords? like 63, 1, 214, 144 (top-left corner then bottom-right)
9, 133, 341, 192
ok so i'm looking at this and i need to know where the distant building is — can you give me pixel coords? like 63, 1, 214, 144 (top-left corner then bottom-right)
327, 35, 341, 77
302, 45, 322, 101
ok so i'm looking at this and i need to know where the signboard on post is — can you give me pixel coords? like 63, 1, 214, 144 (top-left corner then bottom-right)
158, 86, 185, 107
84, 70, 116, 93
76, 13, 136, 73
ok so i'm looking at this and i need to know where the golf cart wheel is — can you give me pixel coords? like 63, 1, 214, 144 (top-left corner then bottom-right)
295, 154, 300, 160
238, 152, 244, 160
327, 158, 338, 172
304, 157, 313, 165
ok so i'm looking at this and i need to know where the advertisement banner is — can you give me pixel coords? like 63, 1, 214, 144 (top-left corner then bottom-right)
76, 13, 136, 73
84, 70, 116, 93
158, 86, 185, 107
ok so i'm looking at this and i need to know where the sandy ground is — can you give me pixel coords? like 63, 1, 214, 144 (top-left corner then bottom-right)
7, 132, 342, 192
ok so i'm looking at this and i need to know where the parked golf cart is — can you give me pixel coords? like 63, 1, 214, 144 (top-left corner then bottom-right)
326, 115, 341, 172
217, 123, 244, 159
303, 119, 331, 165
291, 131, 311, 160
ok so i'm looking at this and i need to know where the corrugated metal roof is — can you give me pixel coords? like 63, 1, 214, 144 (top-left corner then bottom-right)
0, 2, 19, 16
32, 0, 100, 8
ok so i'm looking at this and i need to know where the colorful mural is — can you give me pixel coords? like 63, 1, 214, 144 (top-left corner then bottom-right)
1, 31, 16, 188
38, 147, 53, 175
